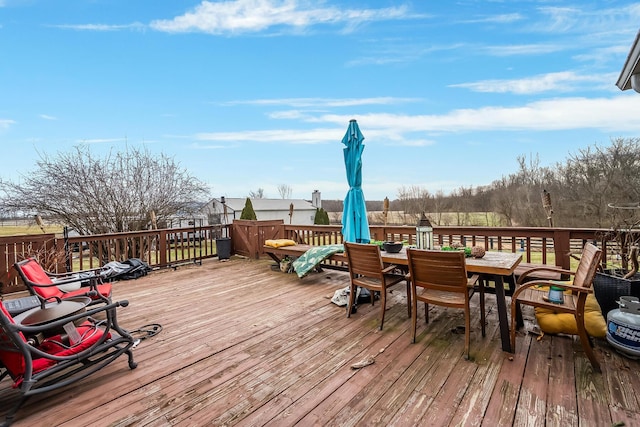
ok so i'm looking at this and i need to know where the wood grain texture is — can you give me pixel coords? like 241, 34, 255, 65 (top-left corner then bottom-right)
1, 257, 638, 426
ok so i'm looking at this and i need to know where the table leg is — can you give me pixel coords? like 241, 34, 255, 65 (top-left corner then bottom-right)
266, 252, 282, 263
490, 274, 512, 352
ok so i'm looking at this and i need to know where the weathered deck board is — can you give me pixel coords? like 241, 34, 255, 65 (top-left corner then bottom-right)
2, 257, 640, 426
545, 336, 578, 426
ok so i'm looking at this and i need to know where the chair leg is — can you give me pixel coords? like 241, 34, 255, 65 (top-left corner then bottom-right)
379, 289, 387, 330
406, 281, 412, 318
411, 294, 418, 343
576, 312, 601, 372
464, 307, 471, 360
347, 284, 357, 318
424, 302, 429, 324
479, 280, 486, 337
510, 299, 519, 353
3, 395, 28, 427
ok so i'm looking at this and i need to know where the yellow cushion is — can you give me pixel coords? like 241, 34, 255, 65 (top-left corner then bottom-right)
264, 239, 297, 248
535, 293, 606, 338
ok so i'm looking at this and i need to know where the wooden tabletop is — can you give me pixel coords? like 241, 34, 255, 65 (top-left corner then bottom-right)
381, 248, 522, 276
264, 244, 522, 277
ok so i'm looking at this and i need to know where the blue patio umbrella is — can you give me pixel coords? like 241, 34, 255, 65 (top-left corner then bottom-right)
341, 119, 371, 243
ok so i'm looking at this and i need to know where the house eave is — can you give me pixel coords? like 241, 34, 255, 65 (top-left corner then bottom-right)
617, 29, 640, 91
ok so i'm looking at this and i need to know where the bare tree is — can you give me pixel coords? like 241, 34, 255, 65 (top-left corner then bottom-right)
555, 138, 640, 227
0, 145, 210, 235
491, 177, 515, 226
249, 188, 265, 199
277, 184, 292, 199
396, 185, 431, 224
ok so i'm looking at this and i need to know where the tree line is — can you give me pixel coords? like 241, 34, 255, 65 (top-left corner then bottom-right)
1, 138, 637, 235
323, 138, 640, 229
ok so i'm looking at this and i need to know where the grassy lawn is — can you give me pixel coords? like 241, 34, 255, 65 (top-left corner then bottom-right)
0, 225, 64, 236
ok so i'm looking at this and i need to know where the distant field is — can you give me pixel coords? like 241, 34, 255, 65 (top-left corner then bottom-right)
0, 224, 64, 236
332, 211, 509, 227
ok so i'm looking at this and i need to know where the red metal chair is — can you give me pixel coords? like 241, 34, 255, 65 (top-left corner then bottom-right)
14, 258, 112, 305
0, 298, 138, 425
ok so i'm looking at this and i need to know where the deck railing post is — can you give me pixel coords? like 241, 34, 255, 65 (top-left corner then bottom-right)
553, 229, 571, 270
159, 231, 168, 266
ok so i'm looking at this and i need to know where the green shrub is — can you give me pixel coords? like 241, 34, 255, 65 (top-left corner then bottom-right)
240, 198, 257, 220
314, 207, 330, 225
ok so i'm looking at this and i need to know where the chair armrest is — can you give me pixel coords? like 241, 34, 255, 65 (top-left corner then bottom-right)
512, 279, 592, 300
467, 274, 480, 287
46, 265, 104, 279
382, 264, 398, 274
517, 266, 575, 285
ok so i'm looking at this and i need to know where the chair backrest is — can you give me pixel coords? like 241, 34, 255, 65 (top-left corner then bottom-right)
344, 242, 384, 280
573, 243, 603, 288
0, 302, 28, 379
14, 258, 61, 300
407, 248, 469, 293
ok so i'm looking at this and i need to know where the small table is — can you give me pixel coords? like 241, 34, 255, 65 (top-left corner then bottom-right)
13, 297, 91, 330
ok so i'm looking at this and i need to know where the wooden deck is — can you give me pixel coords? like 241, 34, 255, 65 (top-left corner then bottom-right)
2, 257, 639, 426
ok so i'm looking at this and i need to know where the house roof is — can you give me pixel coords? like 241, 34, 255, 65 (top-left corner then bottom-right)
221, 198, 315, 212
616, 29, 640, 91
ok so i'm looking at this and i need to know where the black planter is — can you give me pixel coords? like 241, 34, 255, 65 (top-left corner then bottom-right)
593, 269, 640, 317
216, 237, 231, 260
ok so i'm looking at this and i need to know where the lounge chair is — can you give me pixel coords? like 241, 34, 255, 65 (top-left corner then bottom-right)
14, 258, 112, 305
0, 298, 138, 425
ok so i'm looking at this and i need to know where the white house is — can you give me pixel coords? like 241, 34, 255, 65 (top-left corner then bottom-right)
203, 191, 322, 226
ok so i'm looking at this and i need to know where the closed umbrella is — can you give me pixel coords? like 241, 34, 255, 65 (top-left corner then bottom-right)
341, 119, 370, 243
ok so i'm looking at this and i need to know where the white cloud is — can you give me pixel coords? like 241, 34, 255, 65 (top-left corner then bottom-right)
449, 71, 617, 94
459, 13, 523, 24
150, 0, 411, 34
75, 138, 127, 144
342, 96, 640, 133
484, 43, 565, 56
0, 119, 15, 129
191, 95, 640, 147
39, 114, 57, 120
195, 127, 340, 144
52, 23, 145, 31
225, 96, 418, 107
536, 5, 640, 34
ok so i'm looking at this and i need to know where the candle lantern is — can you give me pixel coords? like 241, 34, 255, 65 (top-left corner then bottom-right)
416, 213, 433, 250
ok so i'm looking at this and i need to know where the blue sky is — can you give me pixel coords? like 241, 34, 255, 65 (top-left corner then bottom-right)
1, 1, 640, 201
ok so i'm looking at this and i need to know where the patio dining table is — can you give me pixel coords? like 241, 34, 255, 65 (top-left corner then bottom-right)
381, 248, 522, 352
263, 243, 521, 352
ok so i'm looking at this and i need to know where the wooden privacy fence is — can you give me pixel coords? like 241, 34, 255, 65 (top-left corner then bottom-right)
0, 225, 231, 295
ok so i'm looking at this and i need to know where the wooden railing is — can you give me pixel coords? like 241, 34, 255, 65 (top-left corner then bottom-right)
0, 225, 231, 295
1, 220, 626, 296
256, 222, 616, 271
